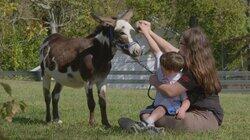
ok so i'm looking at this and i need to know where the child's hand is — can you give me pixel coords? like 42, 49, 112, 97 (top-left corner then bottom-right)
176, 108, 186, 120
136, 20, 151, 34
149, 74, 159, 87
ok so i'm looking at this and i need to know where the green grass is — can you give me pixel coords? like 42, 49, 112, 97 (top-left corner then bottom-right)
0, 80, 250, 140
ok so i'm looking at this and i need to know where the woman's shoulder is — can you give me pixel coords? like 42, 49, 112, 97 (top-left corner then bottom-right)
181, 68, 195, 79
178, 68, 199, 90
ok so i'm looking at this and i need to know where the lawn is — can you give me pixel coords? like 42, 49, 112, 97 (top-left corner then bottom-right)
0, 80, 250, 140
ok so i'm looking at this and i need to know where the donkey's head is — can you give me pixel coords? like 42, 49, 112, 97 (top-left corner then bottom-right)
91, 9, 142, 59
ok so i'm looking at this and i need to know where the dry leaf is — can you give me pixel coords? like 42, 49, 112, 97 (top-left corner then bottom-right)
0, 82, 12, 96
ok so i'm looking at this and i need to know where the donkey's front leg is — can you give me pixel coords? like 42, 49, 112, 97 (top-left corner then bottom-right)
97, 81, 111, 128
52, 82, 63, 124
85, 82, 96, 126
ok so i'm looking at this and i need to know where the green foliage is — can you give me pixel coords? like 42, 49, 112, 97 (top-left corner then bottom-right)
0, 82, 27, 122
0, 0, 249, 70
0, 0, 47, 70
0, 100, 27, 122
174, 0, 248, 69
126, 0, 175, 28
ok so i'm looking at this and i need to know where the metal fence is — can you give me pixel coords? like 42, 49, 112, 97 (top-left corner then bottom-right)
107, 71, 250, 91
0, 71, 249, 92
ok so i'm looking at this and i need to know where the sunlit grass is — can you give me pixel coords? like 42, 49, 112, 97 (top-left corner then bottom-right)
0, 79, 250, 139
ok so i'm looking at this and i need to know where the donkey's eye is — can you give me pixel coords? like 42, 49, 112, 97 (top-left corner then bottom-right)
119, 32, 126, 35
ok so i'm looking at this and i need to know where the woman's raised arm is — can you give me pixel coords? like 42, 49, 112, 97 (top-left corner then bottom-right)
149, 30, 179, 53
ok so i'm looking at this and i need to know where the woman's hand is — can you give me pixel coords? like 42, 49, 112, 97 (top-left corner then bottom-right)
149, 74, 160, 87
136, 20, 151, 35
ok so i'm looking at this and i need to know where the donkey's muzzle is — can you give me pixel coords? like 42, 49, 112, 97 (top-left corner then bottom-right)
133, 49, 142, 57
135, 21, 141, 32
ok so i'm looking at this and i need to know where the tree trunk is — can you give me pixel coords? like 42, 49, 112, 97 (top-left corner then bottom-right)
50, 22, 58, 34
189, 15, 198, 28
247, 0, 249, 70
247, 45, 250, 71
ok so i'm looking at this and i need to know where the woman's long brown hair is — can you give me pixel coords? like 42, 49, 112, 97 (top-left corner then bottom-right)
181, 27, 221, 95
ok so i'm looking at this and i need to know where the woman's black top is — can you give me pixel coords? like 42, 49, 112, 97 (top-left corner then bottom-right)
178, 68, 224, 125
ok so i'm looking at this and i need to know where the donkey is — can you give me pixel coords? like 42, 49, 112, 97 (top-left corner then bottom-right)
39, 10, 141, 127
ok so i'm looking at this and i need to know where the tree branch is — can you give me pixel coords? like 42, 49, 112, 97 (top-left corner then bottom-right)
58, 16, 72, 27
220, 34, 250, 45
30, 0, 51, 10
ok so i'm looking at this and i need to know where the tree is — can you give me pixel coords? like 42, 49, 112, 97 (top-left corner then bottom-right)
0, 0, 47, 70
173, 0, 248, 70
246, 0, 250, 70
0, 0, 249, 70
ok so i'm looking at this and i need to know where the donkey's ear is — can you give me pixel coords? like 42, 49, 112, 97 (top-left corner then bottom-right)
90, 13, 103, 23
100, 17, 116, 27
120, 9, 133, 22
90, 13, 116, 27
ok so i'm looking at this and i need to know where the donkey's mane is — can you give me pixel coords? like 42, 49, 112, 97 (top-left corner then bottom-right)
86, 25, 106, 39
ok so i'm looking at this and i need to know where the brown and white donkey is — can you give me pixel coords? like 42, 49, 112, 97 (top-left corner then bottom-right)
39, 10, 142, 127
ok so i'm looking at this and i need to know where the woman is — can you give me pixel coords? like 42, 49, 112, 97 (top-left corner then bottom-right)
119, 21, 223, 132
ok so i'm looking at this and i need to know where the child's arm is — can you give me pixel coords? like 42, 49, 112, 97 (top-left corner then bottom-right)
143, 31, 162, 55
138, 21, 161, 55
176, 98, 190, 119
149, 30, 179, 53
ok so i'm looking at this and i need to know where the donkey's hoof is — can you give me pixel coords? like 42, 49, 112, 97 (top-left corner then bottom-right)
46, 117, 51, 123
104, 124, 112, 129
45, 121, 52, 124
53, 119, 63, 124
103, 122, 111, 128
88, 120, 95, 127
45, 119, 52, 124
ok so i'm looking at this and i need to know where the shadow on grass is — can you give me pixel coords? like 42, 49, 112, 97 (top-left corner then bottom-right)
92, 125, 126, 134
0, 129, 9, 140
12, 117, 46, 125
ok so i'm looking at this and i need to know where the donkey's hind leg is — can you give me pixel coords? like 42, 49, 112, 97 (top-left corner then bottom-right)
97, 80, 111, 128
52, 82, 63, 124
85, 82, 96, 126
43, 75, 51, 123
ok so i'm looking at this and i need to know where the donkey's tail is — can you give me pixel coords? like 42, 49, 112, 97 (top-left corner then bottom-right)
40, 41, 49, 54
